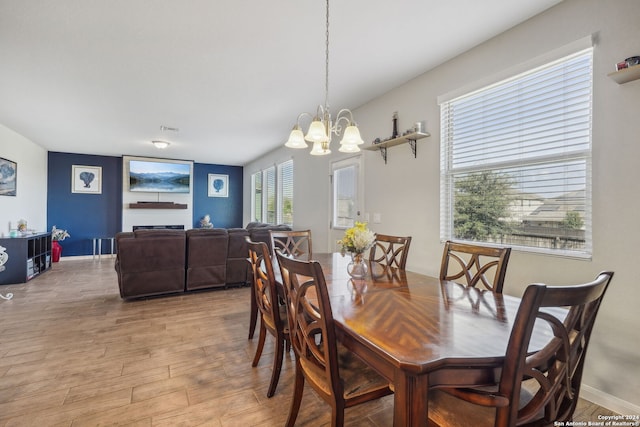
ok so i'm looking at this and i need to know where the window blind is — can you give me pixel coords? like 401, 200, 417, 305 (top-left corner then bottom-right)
440, 48, 593, 257
277, 159, 294, 226
251, 159, 294, 225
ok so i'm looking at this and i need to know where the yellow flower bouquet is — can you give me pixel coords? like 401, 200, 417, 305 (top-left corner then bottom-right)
337, 222, 375, 255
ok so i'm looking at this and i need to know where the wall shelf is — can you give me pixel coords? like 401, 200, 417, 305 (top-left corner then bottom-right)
607, 64, 640, 84
129, 202, 188, 209
363, 131, 430, 164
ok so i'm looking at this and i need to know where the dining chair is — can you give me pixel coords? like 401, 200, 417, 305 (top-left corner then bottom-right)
275, 252, 393, 427
439, 240, 511, 293
368, 233, 412, 269
270, 230, 312, 260
427, 271, 614, 427
247, 240, 289, 398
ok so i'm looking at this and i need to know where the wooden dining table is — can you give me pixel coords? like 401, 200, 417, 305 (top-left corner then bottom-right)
302, 253, 558, 427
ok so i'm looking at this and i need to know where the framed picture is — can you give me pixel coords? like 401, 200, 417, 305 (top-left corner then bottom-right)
0, 157, 17, 196
208, 174, 229, 197
72, 165, 102, 194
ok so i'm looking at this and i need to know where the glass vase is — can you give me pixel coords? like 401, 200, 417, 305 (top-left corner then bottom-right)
347, 252, 368, 279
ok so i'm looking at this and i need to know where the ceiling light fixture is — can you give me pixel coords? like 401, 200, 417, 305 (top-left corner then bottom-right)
152, 125, 179, 149
152, 140, 170, 149
284, 0, 364, 155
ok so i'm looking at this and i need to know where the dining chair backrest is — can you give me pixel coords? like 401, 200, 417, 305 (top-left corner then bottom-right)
276, 253, 340, 396
439, 240, 511, 293
428, 271, 614, 427
246, 239, 288, 397
500, 271, 613, 424
369, 234, 412, 269
275, 251, 392, 426
247, 240, 284, 342
270, 230, 312, 260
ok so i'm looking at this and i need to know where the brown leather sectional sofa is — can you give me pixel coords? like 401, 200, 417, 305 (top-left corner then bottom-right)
115, 223, 291, 299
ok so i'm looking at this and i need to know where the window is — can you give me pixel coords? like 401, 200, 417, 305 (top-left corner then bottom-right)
251, 159, 294, 226
278, 160, 294, 225
252, 171, 262, 223
440, 48, 593, 257
333, 163, 357, 228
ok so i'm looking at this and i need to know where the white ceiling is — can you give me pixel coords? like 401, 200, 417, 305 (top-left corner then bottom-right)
0, 0, 561, 166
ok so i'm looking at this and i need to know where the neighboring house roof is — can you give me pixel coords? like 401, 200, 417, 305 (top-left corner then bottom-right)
523, 190, 585, 224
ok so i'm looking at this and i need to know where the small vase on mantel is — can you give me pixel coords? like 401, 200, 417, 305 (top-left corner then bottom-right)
347, 252, 368, 279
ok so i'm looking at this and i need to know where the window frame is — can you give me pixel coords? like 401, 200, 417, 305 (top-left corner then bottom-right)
251, 159, 294, 226
439, 47, 593, 258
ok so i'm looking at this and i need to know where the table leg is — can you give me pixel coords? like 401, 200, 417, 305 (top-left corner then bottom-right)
92, 238, 97, 260
110, 238, 115, 258
393, 372, 429, 427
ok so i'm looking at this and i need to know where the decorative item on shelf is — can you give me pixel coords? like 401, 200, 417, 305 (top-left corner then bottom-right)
17, 219, 27, 233
200, 214, 213, 228
51, 226, 70, 263
392, 111, 399, 138
615, 56, 639, 71
0, 245, 8, 273
625, 56, 640, 68
337, 222, 375, 279
283, 0, 365, 155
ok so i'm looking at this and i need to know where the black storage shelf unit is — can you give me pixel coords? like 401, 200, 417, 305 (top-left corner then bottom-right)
0, 232, 52, 285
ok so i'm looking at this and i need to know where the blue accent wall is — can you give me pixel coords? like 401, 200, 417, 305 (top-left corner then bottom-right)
193, 163, 243, 229
47, 152, 122, 256
47, 153, 244, 256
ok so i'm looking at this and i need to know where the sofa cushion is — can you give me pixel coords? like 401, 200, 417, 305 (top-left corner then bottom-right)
186, 228, 228, 290
226, 228, 251, 285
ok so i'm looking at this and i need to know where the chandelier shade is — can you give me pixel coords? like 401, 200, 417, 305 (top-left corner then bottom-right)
310, 141, 331, 156
305, 119, 330, 143
284, 126, 308, 148
284, 0, 362, 156
340, 125, 364, 146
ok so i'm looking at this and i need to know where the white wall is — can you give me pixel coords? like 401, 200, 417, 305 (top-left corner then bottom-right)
244, 0, 640, 413
0, 124, 47, 237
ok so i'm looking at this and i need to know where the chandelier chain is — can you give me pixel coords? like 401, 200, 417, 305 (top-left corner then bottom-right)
284, 0, 364, 154
324, 0, 330, 111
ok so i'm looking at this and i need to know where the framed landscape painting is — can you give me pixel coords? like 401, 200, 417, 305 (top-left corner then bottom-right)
208, 174, 229, 197
72, 165, 102, 194
0, 157, 17, 196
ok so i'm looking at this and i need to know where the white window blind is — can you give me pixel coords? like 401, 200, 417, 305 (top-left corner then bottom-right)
440, 48, 593, 257
264, 166, 276, 224
251, 159, 294, 226
333, 164, 357, 228
277, 159, 294, 226
251, 171, 262, 223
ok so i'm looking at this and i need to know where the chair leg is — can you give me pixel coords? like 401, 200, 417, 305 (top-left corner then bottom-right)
286, 362, 305, 427
331, 402, 345, 427
252, 320, 266, 367
267, 335, 285, 398
248, 285, 257, 339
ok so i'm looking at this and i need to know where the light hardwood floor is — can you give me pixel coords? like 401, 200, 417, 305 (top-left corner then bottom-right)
0, 258, 617, 426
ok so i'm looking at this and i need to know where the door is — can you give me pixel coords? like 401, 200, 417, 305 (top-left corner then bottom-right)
329, 156, 364, 252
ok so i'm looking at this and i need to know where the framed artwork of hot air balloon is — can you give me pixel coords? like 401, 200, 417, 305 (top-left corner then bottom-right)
208, 174, 228, 198
72, 165, 102, 194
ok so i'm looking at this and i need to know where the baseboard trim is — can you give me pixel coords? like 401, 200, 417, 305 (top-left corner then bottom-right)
581, 384, 640, 415
59, 255, 113, 261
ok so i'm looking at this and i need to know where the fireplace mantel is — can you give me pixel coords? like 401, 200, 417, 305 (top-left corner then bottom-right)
129, 202, 187, 209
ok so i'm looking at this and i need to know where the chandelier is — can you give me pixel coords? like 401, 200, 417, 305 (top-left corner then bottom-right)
284, 0, 364, 155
